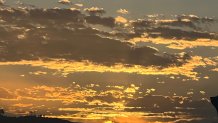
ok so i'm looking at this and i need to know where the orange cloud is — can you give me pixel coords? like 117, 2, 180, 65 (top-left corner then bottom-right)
130, 37, 218, 50
0, 55, 214, 80
115, 16, 128, 24
12, 103, 33, 108
109, 116, 147, 123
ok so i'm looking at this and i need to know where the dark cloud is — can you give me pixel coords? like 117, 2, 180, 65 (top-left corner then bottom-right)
0, 8, 190, 67
131, 16, 217, 40
83, 7, 115, 27
124, 95, 217, 122
178, 14, 215, 23
175, 118, 218, 123
158, 15, 216, 31
86, 94, 121, 104
147, 27, 217, 40
0, 8, 82, 22
85, 16, 115, 27
159, 20, 197, 30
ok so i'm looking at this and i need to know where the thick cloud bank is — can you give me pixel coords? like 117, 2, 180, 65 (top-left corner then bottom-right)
0, 8, 190, 67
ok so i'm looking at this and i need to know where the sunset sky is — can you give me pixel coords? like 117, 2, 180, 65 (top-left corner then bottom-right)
0, 0, 218, 123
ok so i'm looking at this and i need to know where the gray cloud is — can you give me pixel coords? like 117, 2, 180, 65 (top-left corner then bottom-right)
85, 16, 115, 27
0, 8, 190, 67
131, 15, 217, 40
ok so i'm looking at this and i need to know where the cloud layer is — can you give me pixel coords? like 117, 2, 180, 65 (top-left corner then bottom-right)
0, 7, 191, 67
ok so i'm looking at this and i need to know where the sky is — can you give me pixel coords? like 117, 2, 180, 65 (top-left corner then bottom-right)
0, 0, 218, 123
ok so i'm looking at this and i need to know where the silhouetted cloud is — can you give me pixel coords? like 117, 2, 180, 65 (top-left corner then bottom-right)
0, 8, 190, 67
85, 16, 115, 27
131, 16, 217, 40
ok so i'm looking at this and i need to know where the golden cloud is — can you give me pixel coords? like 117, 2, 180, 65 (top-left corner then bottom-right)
0, 55, 214, 80
130, 37, 218, 50
117, 9, 129, 14
12, 103, 33, 108
115, 16, 128, 24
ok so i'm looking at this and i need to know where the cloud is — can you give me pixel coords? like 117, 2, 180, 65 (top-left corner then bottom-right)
84, 7, 106, 16
130, 36, 218, 50
0, 8, 82, 22
29, 71, 47, 76
1, 52, 215, 81
74, 3, 83, 7
108, 116, 147, 123
0, 82, 216, 122
0, 0, 4, 5
117, 9, 129, 14
158, 19, 197, 30
125, 95, 213, 115
58, 0, 71, 5
12, 103, 33, 108
85, 16, 115, 27
147, 27, 217, 40
130, 15, 217, 40
0, 87, 17, 100
115, 16, 128, 24
178, 14, 215, 23
0, 55, 205, 80
0, 8, 192, 68
0, 5, 217, 123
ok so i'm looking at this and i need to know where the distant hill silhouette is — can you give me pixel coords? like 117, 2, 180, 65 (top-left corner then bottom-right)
211, 96, 218, 114
0, 115, 78, 123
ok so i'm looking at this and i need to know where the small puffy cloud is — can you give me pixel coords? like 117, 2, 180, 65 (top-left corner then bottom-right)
124, 84, 139, 94
200, 91, 206, 95
84, 7, 105, 16
145, 88, 156, 95
29, 71, 47, 76
17, 34, 26, 40
115, 16, 128, 24
58, 0, 71, 5
74, 3, 83, 7
117, 9, 129, 14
